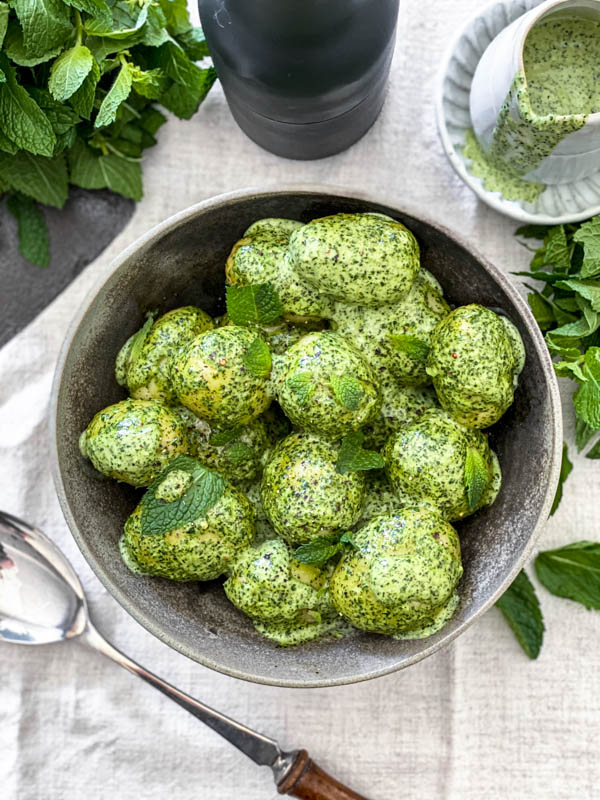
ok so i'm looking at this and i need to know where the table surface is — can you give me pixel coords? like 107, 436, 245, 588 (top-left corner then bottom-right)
2, 2, 599, 799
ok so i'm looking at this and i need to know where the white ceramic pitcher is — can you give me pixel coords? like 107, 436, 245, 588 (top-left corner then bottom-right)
470, 0, 600, 185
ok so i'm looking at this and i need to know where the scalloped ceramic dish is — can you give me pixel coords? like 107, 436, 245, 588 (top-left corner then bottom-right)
51, 186, 562, 687
436, 0, 600, 224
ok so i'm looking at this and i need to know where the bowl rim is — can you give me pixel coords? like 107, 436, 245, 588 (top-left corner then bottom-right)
50, 184, 563, 688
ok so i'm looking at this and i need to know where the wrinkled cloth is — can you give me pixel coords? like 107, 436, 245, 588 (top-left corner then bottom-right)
1, 2, 600, 798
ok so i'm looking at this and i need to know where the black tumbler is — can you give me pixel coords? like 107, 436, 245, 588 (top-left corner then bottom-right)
198, 0, 400, 160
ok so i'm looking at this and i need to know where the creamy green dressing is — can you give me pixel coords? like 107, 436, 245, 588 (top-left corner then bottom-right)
465, 15, 600, 200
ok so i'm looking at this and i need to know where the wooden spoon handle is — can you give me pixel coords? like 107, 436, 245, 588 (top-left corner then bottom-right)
277, 749, 369, 800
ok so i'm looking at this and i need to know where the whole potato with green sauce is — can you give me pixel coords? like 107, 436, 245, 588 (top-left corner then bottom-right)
330, 269, 450, 387
329, 508, 463, 636
79, 398, 188, 487
261, 432, 365, 545
274, 331, 381, 439
225, 218, 333, 322
426, 305, 525, 428
171, 326, 273, 427
172, 405, 271, 482
383, 408, 501, 521
288, 213, 420, 307
115, 306, 214, 404
120, 479, 255, 581
224, 539, 340, 645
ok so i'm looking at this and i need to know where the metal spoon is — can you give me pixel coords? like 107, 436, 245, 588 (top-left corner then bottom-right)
0, 511, 366, 800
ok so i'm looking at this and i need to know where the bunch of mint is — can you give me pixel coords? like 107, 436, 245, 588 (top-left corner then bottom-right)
494, 216, 600, 660
516, 215, 600, 469
0, 0, 216, 267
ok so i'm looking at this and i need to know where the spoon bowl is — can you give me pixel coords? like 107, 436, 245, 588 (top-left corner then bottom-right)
0, 512, 86, 645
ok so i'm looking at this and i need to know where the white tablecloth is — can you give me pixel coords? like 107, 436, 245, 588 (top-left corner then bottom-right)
2, 2, 600, 798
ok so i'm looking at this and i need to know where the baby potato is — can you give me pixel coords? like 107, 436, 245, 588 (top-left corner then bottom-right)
79, 398, 188, 487
223, 539, 339, 644
120, 482, 255, 581
288, 212, 421, 307
329, 508, 463, 636
115, 306, 214, 404
274, 330, 381, 439
225, 217, 333, 322
426, 304, 525, 428
170, 326, 273, 427
383, 408, 501, 521
261, 431, 366, 545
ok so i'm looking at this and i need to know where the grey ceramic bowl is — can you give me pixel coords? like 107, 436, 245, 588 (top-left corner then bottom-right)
51, 186, 562, 688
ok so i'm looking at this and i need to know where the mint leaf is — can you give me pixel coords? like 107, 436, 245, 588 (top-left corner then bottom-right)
576, 416, 596, 451
85, 1, 148, 38
0, 54, 55, 156
573, 215, 600, 278
0, 150, 68, 207
128, 312, 155, 365
49, 45, 94, 102
554, 278, 600, 313
11, 0, 72, 59
550, 443, 573, 516
159, 0, 192, 35
225, 283, 284, 326
208, 426, 242, 447
0, 2, 9, 49
178, 27, 210, 60
68, 138, 142, 201
158, 67, 217, 119
224, 440, 254, 466
336, 431, 384, 475
69, 57, 100, 119
3, 20, 63, 66
242, 337, 272, 378
544, 225, 571, 271
496, 570, 544, 659
286, 373, 315, 406
294, 535, 343, 568
573, 348, 600, 429
6, 194, 49, 268
536, 542, 600, 610
554, 360, 585, 382
586, 438, 600, 459
140, 455, 226, 536
389, 334, 430, 360
527, 291, 555, 331
464, 446, 489, 512
95, 60, 133, 127
63, 0, 111, 21
515, 224, 550, 240
129, 65, 167, 100
330, 374, 363, 411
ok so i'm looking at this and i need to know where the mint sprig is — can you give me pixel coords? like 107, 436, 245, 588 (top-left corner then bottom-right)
140, 454, 226, 536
